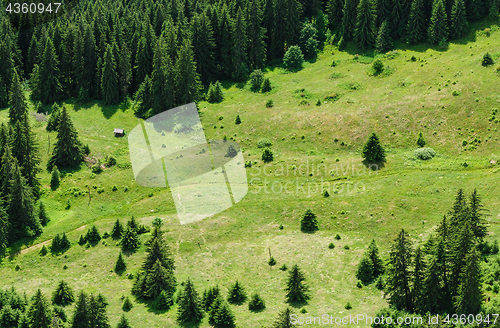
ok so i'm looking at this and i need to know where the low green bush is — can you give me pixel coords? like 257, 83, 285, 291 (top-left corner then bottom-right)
414, 147, 436, 160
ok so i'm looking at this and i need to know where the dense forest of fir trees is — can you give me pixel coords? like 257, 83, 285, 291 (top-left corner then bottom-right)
0, 0, 499, 116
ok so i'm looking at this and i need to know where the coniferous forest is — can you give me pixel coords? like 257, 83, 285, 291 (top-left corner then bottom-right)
0, 0, 500, 327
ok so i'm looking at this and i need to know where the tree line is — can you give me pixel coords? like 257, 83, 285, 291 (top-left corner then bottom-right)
357, 189, 497, 322
1, 0, 498, 115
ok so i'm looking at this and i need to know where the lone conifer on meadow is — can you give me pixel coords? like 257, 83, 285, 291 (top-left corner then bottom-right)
115, 252, 127, 273
285, 265, 310, 304
362, 132, 385, 163
300, 209, 319, 233
227, 281, 247, 304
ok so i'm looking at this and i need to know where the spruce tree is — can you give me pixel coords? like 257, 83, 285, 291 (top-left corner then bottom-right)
376, 20, 393, 53
8, 163, 42, 241
284, 0, 303, 47
326, 0, 345, 29
208, 294, 223, 326
386, 229, 413, 312
392, 0, 410, 38
356, 256, 374, 284
122, 297, 133, 312
231, 7, 249, 81
52, 281, 75, 306
218, 6, 234, 79
176, 39, 202, 104
407, 0, 427, 44
8, 70, 28, 126
202, 285, 221, 311
115, 252, 127, 273
272, 307, 294, 328
412, 248, 425, 314
50, 166, 60, 189
111, 219, 123, 239
151, 37, 175, 116
227, 281, 247, 304
454, 246, 482, 314
340, 0, 358, 41
121, 226, 139, 252
133, 75, 152, 118
213, 302, 236, 328
85, 225, 101, 244
285, 265, 310, 303
273, 0, 287, 59
449, 189, 468, 236
0, 146, 14, 201
27, 289, 52, 328
51, 234, 62, 253
116, 315, 132, 328
300, 209, 319, 232
71, 292, 89, 328
375, 0, 393, 29
299, 23, 319, 59
190, 13, 217, 84
153, 290, 173, 310
428, 0, 449, 44
261, 78, 272, 92
417, 132, 426, 147
101, 44, 120, 106
35, 38, 63, 105
368, 240, 384, 277
46, 103, 61, 132
246, 0, 267, 69
362, 133, 386, 163
422, 254, 444, 313
134, 36, 153, 91
263, 0, 276, 60
48, 106, 84, 170
449, 223, 474, 296
248, 292, 265, 311
88, 294, 110, 328
145, 260, 174, 300
177, 278, 204, 324
0, 77, 7, 109
450, 0, 468, 39
468, 189, 487, 241
354, 0, 375, 50
0, 202, 8, 255
19, 111, 41, 195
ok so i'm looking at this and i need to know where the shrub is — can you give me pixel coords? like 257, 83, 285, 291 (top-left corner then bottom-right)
85, 226, 101, 244
482, 53, 494, 66
262, 149, 273, 163
115, 252, 127, 273
417, 132, 426, 147
124, 186, 129, 192
279, 224, 284, 230
372, 59, 384, 74
283, 45, 304, 70
78, 235, 86, 245
316, 99, 321, 106
235, 115, 241, 125
257, 138, 272, 148
106, 156, 117, 166
356, 281, 362, 288
40, 245, 48, 256
344, 245, 350, 250
38, 201, 49, 226
328, 242, 335, 249
248, 293, 265, 311
335, 234, 341, 240
375, 276, 384, 289
261, 78, 272, 92
280, 264, 288, 271
92, 164, 103, 174
268, 257, 277, 266
452, 90, 460, 96
122, 297, 133, 311
299, 22, 319, 59
322, 190, 330, 197
249, 69, 264, 92
227, 281, 247, 304
266, 99, 274, 108
207, 81, 224, 103
414, 147, 436, 160
494, 282, 500, 294
345, 302, 352, 309
112, 185, 118, 191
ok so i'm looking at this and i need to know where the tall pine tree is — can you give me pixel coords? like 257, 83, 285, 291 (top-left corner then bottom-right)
101, 44, 120, 106
8, 70, 28, 126
177, 278, 204, 324
406, 0, 427, 44
450, 0, 468, 39
176, 39, 202, 105
27, 289, 52, 328
428, 0, 449, 44
247, 0, 267, 69
33, 38, 63, 105
454, 246, 483, 314
386, 229, 413, 312
354, 0, 375, 50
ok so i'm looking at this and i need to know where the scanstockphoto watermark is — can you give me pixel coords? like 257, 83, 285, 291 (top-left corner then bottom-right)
289, 313, 424, 325
248, 161, 379, 197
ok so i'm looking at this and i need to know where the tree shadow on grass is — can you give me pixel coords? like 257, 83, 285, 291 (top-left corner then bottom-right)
362, 160, 386, 171
178, 320, 202, 328
7, 235, 39, 260
287, 299, 309, 309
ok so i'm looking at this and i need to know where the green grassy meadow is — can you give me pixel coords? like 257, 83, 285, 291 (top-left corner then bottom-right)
1, 20, 500, 327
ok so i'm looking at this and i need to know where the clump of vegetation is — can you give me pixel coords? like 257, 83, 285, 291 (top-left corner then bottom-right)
414, 147, 436, 160
122, 297, 133, 312
106, 155, 116, 167
280, 264, 288, 271
372, 59, 384, 75
52, 280, 75, 306
261, 78, 272, 92
268, 257, 277, 267
115, 251, 127, 273
300, 209, 319, 233
257, 138, 272, 148
482, 53, 494, 66
362, 133, 386, 163
207, 81, 224, 103
266, 99, 274, 108
283, 45, 304, 71
248, 293, 265, 311
322, 190, 330, 197
345, 302, 352, 309
39, 245, 48, 256
335, 234, 341, 240
51, 166, 60, 189
227, 281, 247, 305
417, 132, 426, 147
249, 69, 264, 92
85, 225, 101, 244
285, 265, 309, 303
262, 149, 273, 163
235, 115, 241, 125
328, 243, 335, 249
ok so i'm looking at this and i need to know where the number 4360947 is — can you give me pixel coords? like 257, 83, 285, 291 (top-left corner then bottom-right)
6, 3, 61, 14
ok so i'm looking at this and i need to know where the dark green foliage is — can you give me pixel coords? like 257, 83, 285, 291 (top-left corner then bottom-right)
190, 12, 217, 85
133, 75, 152, 118
7, 163, 42, 242
52, 305, 67, 323
261, 78, 272, 92
322, 190, 330, 197
101, 44, 120, 105
249, 70, 264, 92
368, 240, 384, 277
202, 285, 220, 312
212, 301, 236, 328
39, 245, 48, 256
341, 0, 358, 41
52, 281, 75, 306
71, 292, 89, 328
153, 290, 173, 311
46, 103, 60, 132
262, 149, 274, 163
386, 229, 413, 312
121, 226, 139, 252
111, 219, 123, 239
450, 0, 469, 39
127, 216, 138, 232
207, 81, 224, 103
0, 77, 7, 109
1, 304, 20, 328
47, 106, 84, 170
422, 253, 444, 313
468, 189, 487, 241
328, 242, 335, 249
335, 234, 341, 240
284, 0, 303, 50
8, 71, 28, 126
32, 38, 62, 105
60, 232, 71, 250
227, 281, 247, 304
116, 315, 132, 328
38, 202, 49, 226
428, 0, 449, 44
412, 248, 425, 313
150, 37, 175, 117
407, 0, 427, 44
376, 20, 393, 53
354, 0, 375, 50
247, 0, 267, 69
78, 235, 86, 246
235, 115, 242, 125
87, 293, 110, 328
362, 133, 386, 163
122, 297, 133, 312
375, 0, 393, 29
285, 265, 310, 304
115, 252, 127, 273
145, 260, 175, 300
417, 132, 426, 147
0, 203, 7, 254
283, 46, 304, 71
272, 307, 294, 328
455, 246, 482, 314
248, 293, 265, 311
300, 209, 319, 233
177, 278, 204, 324
27, 289, 52, 328
392, 0, 410, 38
299, 23, 319, 59
482, 52, 494, 66
177, 39, 202, 104
85, 225, 101, 244
225, 145, 238, 158
356, 256, 374, 284
372, 59, 384, 74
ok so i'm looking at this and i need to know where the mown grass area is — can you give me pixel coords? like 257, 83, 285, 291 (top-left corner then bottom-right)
1, 20, 500, 327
